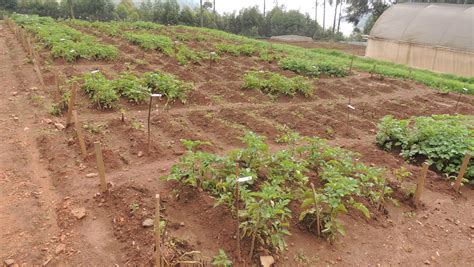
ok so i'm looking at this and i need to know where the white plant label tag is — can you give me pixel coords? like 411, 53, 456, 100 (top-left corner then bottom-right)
462, 88, 468, 92
91, 70, 100, 74
151, 94, 163, 97
347, 105, 355, 110
237, 176, 252, 183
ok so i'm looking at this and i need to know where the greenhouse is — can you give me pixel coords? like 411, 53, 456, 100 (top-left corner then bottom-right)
366, 3, 474, 77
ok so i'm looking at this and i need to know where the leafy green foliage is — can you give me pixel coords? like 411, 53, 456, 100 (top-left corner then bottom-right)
175, 45, 203, 65
243, 71, 313, 97
142, 71, 194, 104
111, 72, 150, 103
162, 131, 390, 252
376, 115, 474, 181
123, 32, 173, 56
80, 70, 193, 107
12, 14, 118, 62
83, 72, 119, 109
279, 57, 348, 78
216, 43, 258, 57
211, 249, 233, 267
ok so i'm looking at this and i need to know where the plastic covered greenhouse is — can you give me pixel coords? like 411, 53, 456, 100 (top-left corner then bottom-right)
365, 3, 474, 77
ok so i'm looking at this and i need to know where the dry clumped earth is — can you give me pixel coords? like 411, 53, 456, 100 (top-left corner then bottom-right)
0, 20, 474, 267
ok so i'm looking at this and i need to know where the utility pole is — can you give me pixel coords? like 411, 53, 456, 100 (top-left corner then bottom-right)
315, 0, 318, 24
323, 0, 326, 31
263, 0, 266, 17
200, 0, 203, 27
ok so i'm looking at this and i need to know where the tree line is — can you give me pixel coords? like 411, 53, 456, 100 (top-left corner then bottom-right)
1, 0, 471, 40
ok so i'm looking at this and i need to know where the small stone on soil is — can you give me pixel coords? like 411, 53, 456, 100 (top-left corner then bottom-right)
470, 225, 474, 229
137, 151, 144, 157
11, 91, 18, 96
54, 123, 65, 130
55, 243, 66, 255
142, 219, 154, 227
71, 207, 86, 219
86, 173, 98, 178
424, 260, 431, 265
4, 259, 15, 266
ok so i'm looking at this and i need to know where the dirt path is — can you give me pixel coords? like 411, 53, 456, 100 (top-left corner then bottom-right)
0, 22, 123, 266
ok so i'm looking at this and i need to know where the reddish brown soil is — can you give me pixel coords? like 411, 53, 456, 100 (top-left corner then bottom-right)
1, 21, 474, 267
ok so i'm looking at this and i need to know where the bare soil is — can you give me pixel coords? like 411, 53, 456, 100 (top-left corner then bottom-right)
1, 21, 473, 267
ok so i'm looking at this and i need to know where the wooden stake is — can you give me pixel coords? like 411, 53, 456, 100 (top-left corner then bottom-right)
349, 53, 355, 73
249, 213, 260, 261
72, 110, 87, 159
310, 183, 321, 238
454, 92, 463, 111
370, 64, 376, 78
155, 194, 161, 267
235, 163, 242, 262
147, 95, 153, 154
66, 82, 77, 127
453, 153, 471, 192
414, 162, 429, 208
94, 142, 107, 193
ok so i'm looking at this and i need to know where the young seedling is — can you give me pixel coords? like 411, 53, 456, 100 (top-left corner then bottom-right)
148, 93, 163, 154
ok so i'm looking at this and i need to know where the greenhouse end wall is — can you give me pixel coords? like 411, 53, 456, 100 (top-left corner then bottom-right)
366, 38, 474, 77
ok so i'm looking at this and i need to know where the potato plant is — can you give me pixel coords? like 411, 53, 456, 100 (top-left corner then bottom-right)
279, 57, 348, 78
216, 43, 258, 57
376, 115, 474, 182
83, 72, 119, 109
162, 131, 391, 254
243, 71, 313, 97
12, 14, 119, 62
123, 32, 173, 56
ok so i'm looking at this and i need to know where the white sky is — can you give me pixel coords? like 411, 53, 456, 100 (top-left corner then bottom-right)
212, 0, 354, 36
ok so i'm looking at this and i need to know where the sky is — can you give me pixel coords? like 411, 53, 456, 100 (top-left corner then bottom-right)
211, 0, 355, 36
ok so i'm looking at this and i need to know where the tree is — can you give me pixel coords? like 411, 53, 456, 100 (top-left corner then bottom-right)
115, 0, 139, 21
0, 0, 17, 11
179, 5, 195, 25
332, 0, 339, 33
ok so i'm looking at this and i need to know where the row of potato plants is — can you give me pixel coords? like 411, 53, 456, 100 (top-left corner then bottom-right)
243, 71, 313, 97
11, 14, 119, 62
67, 19, 211, 66
162, 131, 391, 255
376, 115, 474, 183
82, 71, 193, 109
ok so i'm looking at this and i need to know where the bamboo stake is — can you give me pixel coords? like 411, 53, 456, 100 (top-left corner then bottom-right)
155, 194, 161, 267
66, 82, 77, 127
94, 142, 107, 193
453, 153, 471, 192
414, 162, 429, 208
310, 183, 321, 238
72, 110, 87, 159
235, 163, 242, 262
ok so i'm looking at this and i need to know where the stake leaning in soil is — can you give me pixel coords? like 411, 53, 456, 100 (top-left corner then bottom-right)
414, 162, 429, 208
66, 82, 77, 127
94, 141, 107, 193
453, 153, 471, 192
148, 93, 162, 154
72, 110, 87, 159
235, 163, 242, 262
310, 183, 321, 237
155, 194, 161, 267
